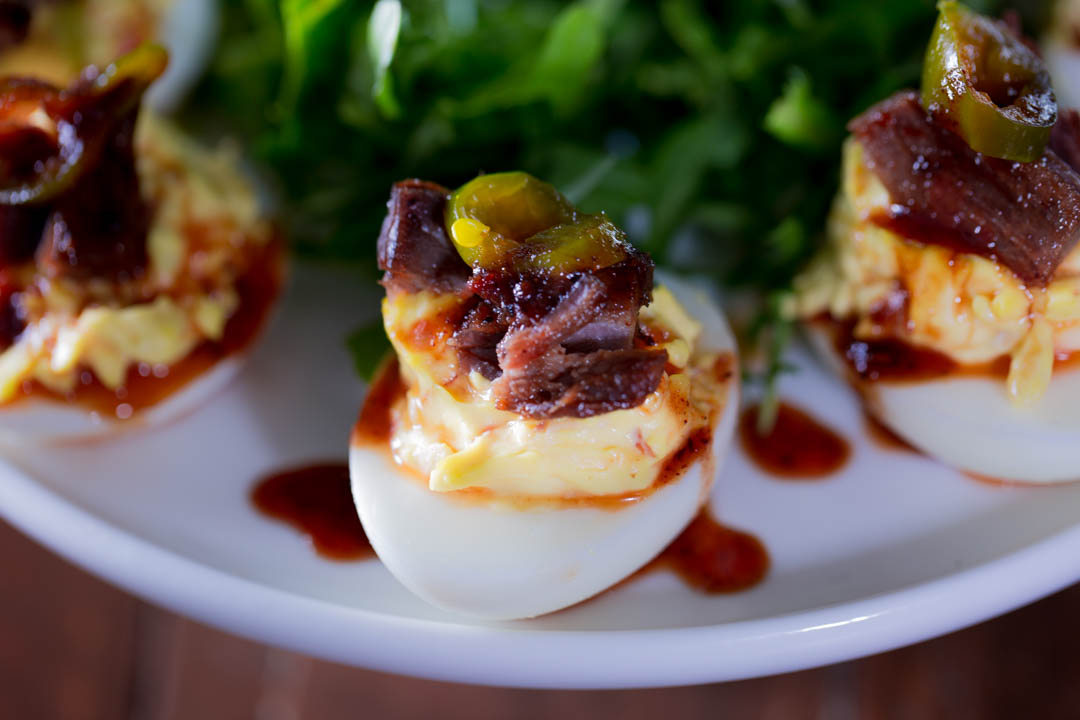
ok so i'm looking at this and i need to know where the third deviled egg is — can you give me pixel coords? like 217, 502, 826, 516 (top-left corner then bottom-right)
793, 2, 1080, 483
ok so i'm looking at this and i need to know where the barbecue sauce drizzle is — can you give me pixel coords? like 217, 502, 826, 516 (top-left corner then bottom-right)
251, 463, 373, 561
739, 402, 851, 479
251, 462, 768, 595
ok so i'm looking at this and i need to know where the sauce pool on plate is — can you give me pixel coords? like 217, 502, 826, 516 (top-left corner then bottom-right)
251, 462, 374, 561
739, 401, 851, 479
250, 462, 771, 595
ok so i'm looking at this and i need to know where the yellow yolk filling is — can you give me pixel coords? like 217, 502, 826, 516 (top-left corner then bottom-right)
383, 286, 726, 498
0, 114, 271, 402
793, 138, 1080, 406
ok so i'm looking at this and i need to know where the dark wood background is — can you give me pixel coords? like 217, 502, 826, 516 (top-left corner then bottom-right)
4, 517, 1079, 720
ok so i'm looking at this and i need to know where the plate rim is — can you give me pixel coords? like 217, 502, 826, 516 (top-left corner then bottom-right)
2, 453, 1079, 689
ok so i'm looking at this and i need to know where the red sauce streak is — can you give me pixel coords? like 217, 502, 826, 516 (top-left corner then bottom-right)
739, 402, 851, 479
251, 462, 373, 561
841, 333, 965, 382
713, 353, 735, 382
14, 238, 284, 418
963, 471, 1049, 489
826, 318, 1080, 384
644, 510, 769, 593
864, 413, 917, 453
653, 427, 712, 490
352, 355, 403, 445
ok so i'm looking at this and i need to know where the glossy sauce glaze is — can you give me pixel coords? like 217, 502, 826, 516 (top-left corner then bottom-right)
962, 471, 1047, 489
643, 510, 769, 593
739, 402, 851, 479
351, 355, 403, 446
10, 238, 284, 419
827, 318, 1080, 384
251, 462, 373, 561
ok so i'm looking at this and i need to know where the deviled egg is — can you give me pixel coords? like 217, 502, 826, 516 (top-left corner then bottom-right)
794, 2, 1080, 482
350, 173, 739, 619
0, 46, 281, 441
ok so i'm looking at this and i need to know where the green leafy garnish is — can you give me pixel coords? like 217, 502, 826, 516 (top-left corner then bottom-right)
346, 320, 391, 382
763, 68, 838, 152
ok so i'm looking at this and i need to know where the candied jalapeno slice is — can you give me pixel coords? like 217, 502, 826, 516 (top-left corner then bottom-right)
521, 214, 629, 274
446, 171, 577, 269
921, 1, 1056, 162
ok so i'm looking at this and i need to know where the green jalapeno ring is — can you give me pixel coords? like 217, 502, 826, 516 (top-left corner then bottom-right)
921, 1, 1056, 163
445, 171, 578, 270
520, 214, 629, 275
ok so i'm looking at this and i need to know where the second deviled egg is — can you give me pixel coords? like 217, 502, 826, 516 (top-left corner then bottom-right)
350, 173, 739, 619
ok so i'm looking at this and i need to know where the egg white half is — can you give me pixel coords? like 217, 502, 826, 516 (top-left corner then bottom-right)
349, 274, 740, 620
805, 324, 1080, 483
145, 0, 221, 113
0, 354, 244, 444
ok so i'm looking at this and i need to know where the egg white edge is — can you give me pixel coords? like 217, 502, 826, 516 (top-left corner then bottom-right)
349, 272, 740, 621
0, 353, 246, 446
804, 323, 1080, 483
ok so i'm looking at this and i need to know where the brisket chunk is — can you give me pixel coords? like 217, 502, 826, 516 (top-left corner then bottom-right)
377, 180, 470, 295
490, 274, 666, 418
850, 91, 1080, 286
447, 297, 504, 380
491, 346, 668, 419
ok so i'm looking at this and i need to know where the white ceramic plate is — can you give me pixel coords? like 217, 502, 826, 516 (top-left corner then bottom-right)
2, 264, 1080, 689
147, 0, 220, 113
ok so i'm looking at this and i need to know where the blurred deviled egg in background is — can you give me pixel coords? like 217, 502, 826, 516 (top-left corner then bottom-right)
0, 0, 218, 111
794, 2, 1080, 483
1046, 0, 1080, 109
0, 45, 282, 442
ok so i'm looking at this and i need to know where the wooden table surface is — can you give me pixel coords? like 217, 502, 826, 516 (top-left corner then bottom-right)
3, 517, 1078, 720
